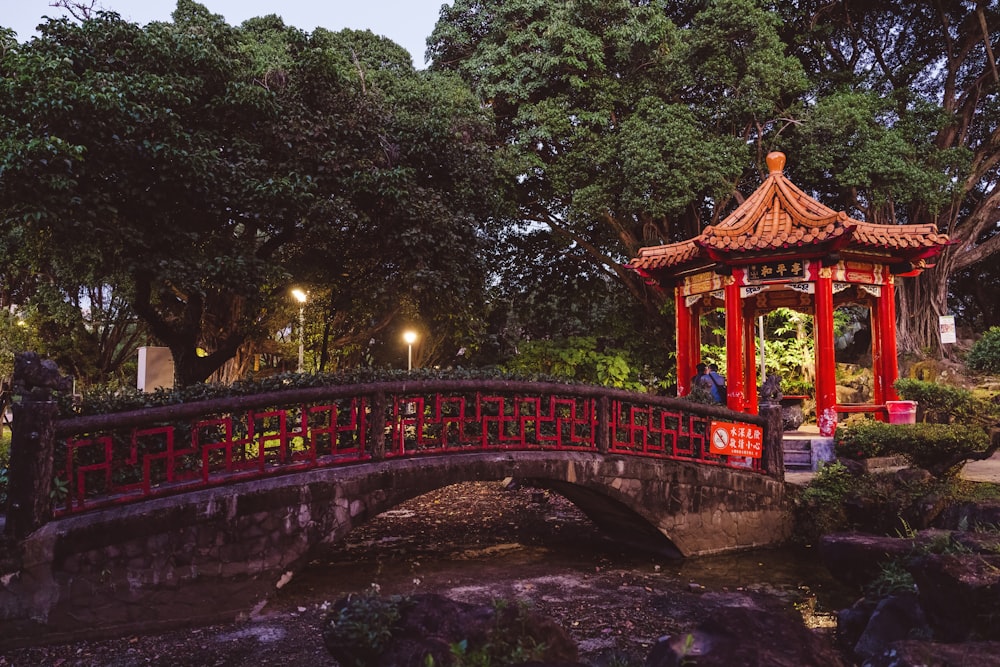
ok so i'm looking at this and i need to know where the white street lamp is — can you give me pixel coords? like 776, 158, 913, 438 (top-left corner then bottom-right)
403, 330, 418, 371
292, 289, 308, 372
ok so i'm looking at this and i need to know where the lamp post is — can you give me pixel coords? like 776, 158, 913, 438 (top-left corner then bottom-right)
292, 288, 307, 372
403, 330, 417, 371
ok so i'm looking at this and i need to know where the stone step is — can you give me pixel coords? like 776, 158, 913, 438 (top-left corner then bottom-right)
783, 439, 813, 452
783, 435, 813, 471
784, 451, 813, 470
781, 433, 836, 472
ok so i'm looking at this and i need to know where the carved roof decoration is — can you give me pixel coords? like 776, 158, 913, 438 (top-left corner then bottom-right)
629, 152, 950, 276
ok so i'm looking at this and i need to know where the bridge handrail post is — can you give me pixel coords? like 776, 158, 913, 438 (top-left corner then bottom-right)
5, 353, 70, 540
759, 401, 785, 481
596, 396, 610, 454
368, 391, 387, 460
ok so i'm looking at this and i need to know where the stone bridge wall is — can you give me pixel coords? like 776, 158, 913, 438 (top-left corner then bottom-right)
0, 451, 790, 647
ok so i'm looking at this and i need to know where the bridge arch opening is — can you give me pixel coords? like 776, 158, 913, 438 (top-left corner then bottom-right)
523, 480, 682, 558
343, 478, 680, 555
276, 480, 682, 600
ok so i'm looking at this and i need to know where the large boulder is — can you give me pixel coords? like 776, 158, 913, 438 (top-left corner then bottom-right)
849, 594, 932, 663
824, 530, 1000, 649
936, 501, 1000, 531
820, 529, 1000, 587
908, 553, 1000, 642
820, 533, 916, 586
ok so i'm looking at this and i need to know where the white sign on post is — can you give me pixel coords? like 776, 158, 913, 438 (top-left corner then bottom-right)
939, 315, 957, 345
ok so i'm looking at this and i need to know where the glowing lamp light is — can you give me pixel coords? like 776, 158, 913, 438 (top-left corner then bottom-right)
403, 330, 418, 371
291, 289, 308, 371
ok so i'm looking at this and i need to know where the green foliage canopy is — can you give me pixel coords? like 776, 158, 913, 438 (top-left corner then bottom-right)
0, 2, 497, 385
429, 0, 1000, 360
430, 0, 808, 324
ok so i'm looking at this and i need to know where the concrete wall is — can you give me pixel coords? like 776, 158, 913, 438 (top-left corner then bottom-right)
0, 451, 791, 648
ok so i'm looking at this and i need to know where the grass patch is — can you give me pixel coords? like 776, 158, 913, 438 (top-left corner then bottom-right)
944, 479, 1000, 503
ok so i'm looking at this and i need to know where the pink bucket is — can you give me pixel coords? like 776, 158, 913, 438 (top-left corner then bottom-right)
886, 400, 917, 424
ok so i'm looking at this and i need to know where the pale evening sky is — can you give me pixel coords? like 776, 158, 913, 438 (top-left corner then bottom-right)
2, 0, 451, 67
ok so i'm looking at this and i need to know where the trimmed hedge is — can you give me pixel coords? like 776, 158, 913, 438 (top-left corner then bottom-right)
836, 420, 991, 477
894, 378, 974, 424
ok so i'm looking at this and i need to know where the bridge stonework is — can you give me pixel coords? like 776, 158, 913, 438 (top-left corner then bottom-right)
0, 451, 790, 646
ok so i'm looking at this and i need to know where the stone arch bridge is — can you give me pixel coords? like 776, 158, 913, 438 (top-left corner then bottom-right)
1, 370, 789, 646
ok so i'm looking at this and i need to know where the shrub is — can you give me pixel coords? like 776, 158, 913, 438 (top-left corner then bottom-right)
782, 378, 815, 397
795, 461, 856, 541
835, 420, 891, 460
967, 326, 1000, 374
865, 559, 916, 600
836, 420, 991, 477
894, 378, 974, 424
500, 336, 653, 391
60, 367, 596, 418
323, 586, 412, 666
801, 460, 855, 504
450, 599, 551, 666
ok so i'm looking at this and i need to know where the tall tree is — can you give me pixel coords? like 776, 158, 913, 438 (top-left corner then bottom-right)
778, 0, 1000, 357
428, 0, 809, 348
0, 2, 496, 385
430, 0, 999, 360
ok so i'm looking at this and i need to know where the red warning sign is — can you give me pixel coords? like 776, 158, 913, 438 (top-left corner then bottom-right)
709, 421, 764, 458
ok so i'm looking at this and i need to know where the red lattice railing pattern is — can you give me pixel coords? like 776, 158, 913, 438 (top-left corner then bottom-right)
386, 394, 598, 455
52, 381, 768, 515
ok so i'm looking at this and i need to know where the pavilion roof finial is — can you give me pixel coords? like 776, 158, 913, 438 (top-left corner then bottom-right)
766, 151, 786, 174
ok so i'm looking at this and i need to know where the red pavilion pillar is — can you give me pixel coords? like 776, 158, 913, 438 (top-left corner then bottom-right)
676, 286, 694, 396
743, 303, 758, 414
815, 269, 838, 436
724, 279, 744, 411
870, 301, 885, 414
878, 271, 900, 401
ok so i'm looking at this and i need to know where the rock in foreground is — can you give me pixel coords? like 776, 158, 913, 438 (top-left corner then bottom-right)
645, 601, 847, 667
322, 591, 582, 666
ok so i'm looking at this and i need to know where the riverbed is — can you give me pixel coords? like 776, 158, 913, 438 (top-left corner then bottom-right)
0, 480, 855, 666
279, 480, 855, 664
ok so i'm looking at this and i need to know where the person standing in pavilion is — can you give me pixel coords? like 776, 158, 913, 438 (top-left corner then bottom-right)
707, 364, 726, 404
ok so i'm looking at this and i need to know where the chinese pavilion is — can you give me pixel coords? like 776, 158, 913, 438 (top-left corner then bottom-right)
629, 152, 950, 437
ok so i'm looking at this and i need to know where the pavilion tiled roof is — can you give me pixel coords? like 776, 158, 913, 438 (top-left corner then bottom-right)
850, 221, 948, 250
629, 152, 950, 275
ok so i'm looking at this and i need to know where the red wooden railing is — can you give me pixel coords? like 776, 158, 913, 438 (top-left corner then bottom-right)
44, 380, 774, 516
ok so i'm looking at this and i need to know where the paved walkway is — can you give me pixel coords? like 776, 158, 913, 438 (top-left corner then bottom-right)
784, 451, 1000, 485
959, 453, 1000, 483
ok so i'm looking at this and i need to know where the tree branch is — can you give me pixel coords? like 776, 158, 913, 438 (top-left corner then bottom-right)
49, 0, 99, 22
977, 3, 1000, 85
951, 223, 1000, 273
